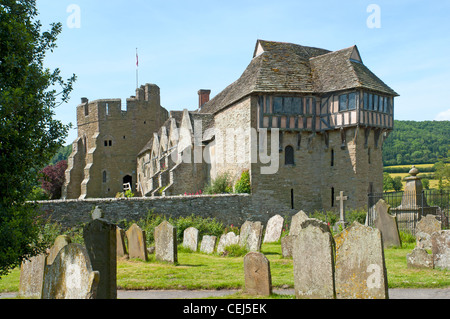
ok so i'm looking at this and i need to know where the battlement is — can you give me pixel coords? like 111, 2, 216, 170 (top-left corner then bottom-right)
77, 83, 163, 126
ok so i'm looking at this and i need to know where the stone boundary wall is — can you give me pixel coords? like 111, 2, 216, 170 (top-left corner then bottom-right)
36, 194, 296, 229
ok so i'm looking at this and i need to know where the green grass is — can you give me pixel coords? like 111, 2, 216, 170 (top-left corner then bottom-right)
3, 242, 450, 296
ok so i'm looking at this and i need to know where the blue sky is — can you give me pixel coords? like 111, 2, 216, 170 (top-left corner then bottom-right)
35, 0, 450, 145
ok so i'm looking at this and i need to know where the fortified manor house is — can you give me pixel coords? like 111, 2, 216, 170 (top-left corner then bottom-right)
62, 40, 398, 213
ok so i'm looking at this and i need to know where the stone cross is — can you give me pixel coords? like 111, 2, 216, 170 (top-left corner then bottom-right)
336, 191, 348, 223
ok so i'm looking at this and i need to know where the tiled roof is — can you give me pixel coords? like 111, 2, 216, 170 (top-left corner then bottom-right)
200, 40, 398, 115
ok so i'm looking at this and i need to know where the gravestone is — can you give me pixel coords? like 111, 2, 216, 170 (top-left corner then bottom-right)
126, 223, 148, 261
19, 253, 46, 298
407, 247, 434, 269
263, 214, 284, 243
416, 215, 441, 250
200, 235, 217, 254
373, 199, 402, 248
154, 221, 178, 263
83, 209, 117, 299
282, 211, 309, 258
47, 235, 71, 265
293, 218, 335, 299
334, 222, 388, 299
183, 227, 199, 252
334, 191, 348, 231
431, 230, 450, 269
239, 221, 263, 252
217, 232, 239, 254
244, 252, 272, 296
116, 226, 128, 258
41, 243, 100, 299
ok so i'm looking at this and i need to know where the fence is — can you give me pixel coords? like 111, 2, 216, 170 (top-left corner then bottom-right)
367, 190, 450, 235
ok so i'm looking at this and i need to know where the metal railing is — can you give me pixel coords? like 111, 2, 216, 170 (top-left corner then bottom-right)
367, 190, 450, 235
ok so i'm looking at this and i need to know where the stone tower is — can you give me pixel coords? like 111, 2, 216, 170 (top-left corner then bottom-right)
63, 84, 169, 199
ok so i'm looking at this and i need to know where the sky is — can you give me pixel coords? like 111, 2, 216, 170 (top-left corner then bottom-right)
35, 0, 450, 145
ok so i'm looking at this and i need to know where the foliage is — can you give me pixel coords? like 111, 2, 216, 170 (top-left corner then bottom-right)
203, 173, 232, 194
234, 170, 251, 194
383, 120, 450, 166
39, 160, 67, 199
383, 173, 403, 192
434, 160, 450, 189
221, 244, 248, 257
0, 0, 76, 277
48, 144, 72, 165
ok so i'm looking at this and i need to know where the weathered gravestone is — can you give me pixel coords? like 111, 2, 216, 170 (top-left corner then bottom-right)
116, 226, 128, 258
407, 247, 434, 269
155, 221, 178, 263
431, 230, 450, 269
244, 252, 272, 296
416, 214, 441, 250
19, 253, 46, 298
83, 208, 117, 299
41, 243, 100, 299
126, 223, 148, 261
334, 222, 388, 299
47, 235, 71, 265
200, 235, 217, 254
217, 232, 239, 254
263, 214, 284, 243
281, 210, 309, 258
293, 218, 335, 299
183, 227, 199, 252
239, 221, 263, 252
373, 199, 402, 248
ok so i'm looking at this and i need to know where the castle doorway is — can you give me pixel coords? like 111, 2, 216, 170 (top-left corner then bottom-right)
123, 175, 132, 191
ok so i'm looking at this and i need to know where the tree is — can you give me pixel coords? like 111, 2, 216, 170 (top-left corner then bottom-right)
0, 0, 76, 277
383, 172, 394, 192
40, 160, 67, 199
392, 176, 403, 192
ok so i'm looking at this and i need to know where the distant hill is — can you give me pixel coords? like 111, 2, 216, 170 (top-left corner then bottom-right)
383, 120, 450, 166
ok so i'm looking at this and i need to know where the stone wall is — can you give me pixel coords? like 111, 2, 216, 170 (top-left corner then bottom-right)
36, 194, 297, 229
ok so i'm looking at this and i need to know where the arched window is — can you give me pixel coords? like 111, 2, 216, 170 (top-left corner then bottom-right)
285, 146, 294, 165
102, 170, 107, 183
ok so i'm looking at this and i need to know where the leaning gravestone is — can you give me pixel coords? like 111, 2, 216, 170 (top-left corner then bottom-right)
282, 210, 309, 258
19, 253, 46, 298
217, 232, 239, 254
334, 222, 388, 299
200, 235, 217, 254
126, 223, 148, 261
41, 243, 100, 299
416, 215, 441, 250
293, 218, 335, 299
83, 208, 117, 299
239, 221, 263, 252
431, 230, 450, 269
407, 247, 434, 269
263, 214, 284, 243
154, 221, 178, 263
373, 199, 402, 248
47, 235, 71, 265
183, 227, 199, 252
116, 226, 128, 258
244, 252, 272, 296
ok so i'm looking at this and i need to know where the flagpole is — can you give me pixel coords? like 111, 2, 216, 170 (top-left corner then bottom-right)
136, 48, 139, 89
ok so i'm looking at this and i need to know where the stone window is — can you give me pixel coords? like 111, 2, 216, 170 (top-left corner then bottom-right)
285, 145, 294, 165
102, 170, 107, 183
84, 104, 89, 116
331, 149, 335, 167
331, 187, 335, 207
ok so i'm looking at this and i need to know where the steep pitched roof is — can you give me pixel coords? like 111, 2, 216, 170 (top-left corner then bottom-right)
200, 40, 398, 115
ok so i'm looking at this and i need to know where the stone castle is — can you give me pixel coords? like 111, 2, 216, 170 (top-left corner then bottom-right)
62, 39, 398, 213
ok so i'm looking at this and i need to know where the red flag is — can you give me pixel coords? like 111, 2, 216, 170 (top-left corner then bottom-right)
136, 50, 139, 67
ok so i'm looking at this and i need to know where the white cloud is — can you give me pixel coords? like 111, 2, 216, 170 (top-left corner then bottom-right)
435, 109, 450, 121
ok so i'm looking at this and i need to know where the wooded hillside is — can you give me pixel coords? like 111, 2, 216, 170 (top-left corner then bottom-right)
382, 120, 450, 166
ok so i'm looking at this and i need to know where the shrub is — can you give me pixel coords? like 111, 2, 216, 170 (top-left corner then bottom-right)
222, 244, 248, 257
204, 173, 232, 194
234, 170, 251, 194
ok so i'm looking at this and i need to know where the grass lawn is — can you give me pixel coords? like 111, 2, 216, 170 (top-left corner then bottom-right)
3, 241, 450, 295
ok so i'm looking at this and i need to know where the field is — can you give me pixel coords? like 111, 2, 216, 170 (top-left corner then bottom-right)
384, 163, 440, 189
2, 241, 450, 297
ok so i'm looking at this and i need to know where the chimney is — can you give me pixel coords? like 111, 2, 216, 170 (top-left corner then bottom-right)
198, 89, 211, 109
